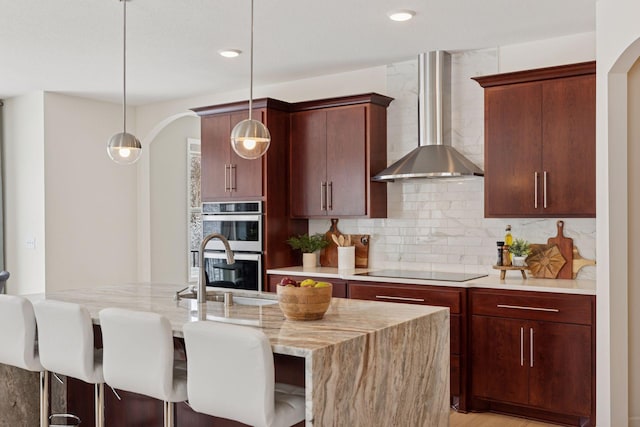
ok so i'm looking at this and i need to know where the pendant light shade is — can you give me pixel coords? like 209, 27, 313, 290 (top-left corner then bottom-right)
107, 132, 142, 165
230, 119, 270, 159
230, 0, 270, 160
107, 0, 141, 165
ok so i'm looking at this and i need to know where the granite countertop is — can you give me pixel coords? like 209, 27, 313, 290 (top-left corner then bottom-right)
266, 266, 596, 296
29, 282, 448, 357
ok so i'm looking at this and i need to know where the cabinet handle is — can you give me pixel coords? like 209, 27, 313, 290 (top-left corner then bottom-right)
543, 171, 548, 209
520, 327, 524, 367
328, 181, 333, 210
224, 164, 230, 192
375, 295, 425, 303
530, 328, 534, 368
320, 182, 327, 211
230, 165, 237, 191
534, 172, 539, 209
496, 304, 559, 313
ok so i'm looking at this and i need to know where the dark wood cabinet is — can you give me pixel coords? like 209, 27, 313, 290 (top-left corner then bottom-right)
194, 99, 294, 203
348, 281, 469, 412
473, 62, 596, 218
266, 274, 347, 298
469, 288, 595, 426
289, 94, 392, 218
200, 111, 264, 200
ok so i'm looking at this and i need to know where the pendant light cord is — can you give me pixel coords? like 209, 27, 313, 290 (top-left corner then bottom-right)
248, 0, 254, 121
122, 0, 128, 133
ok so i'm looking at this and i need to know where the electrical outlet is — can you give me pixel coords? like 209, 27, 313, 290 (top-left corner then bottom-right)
26, 237, 36, 249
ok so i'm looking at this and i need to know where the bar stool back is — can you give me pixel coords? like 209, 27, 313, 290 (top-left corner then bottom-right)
33, 300, 104, 427
183, 321, 306, 427
0, 295, 48, 427
99, 308, 187, 427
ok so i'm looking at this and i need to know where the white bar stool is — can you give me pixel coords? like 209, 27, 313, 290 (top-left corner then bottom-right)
0, 295, 48, 427
183, 321, 306, 427
33, 300, 105, 427
99, 308, 188, 427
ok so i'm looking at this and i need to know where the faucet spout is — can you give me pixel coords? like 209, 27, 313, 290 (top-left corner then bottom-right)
198, 233, 235, 305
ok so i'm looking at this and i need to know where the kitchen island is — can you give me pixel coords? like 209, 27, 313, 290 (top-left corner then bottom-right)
19, 283, 450, 427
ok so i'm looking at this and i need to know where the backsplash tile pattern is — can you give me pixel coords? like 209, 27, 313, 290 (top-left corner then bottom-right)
309, 49, 596, 279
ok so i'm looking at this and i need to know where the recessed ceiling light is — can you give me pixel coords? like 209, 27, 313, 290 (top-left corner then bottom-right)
388, 9, 416, 22
218, 49, 242, 58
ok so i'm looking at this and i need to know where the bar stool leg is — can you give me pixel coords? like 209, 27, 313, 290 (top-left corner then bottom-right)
95, 383, 105, 427
39, 371, 49, 427
163, 401, 175, 427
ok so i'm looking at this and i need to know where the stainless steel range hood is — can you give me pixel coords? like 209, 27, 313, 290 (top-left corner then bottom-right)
373, 51, 484, 181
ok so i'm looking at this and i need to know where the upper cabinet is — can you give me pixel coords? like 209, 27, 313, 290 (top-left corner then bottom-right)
193, 99, 290, 202
473, 62, 596, 218
289, 94, 393, 218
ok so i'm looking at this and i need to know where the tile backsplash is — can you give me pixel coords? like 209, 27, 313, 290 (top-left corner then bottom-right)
309, 49, 596, 279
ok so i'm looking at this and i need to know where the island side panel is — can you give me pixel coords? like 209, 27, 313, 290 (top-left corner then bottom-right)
307, 309, 450, 427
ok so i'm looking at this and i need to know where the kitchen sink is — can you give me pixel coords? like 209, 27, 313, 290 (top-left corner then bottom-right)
231, 296, 278, 306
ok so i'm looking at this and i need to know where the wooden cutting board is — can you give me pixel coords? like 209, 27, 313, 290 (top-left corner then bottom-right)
526, 244, 566, 279
547, 220, 573, 279
319, 219, 370, 268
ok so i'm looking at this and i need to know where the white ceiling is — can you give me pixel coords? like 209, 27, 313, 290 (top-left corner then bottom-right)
0, 0, 595, 106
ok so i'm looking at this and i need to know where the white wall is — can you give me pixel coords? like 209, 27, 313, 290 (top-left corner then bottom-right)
498, 32, 596, 73
628, 57, 640, 426
42, 93, 139, 291
2, 92, 46, 295
149, 115, 199, 284
596, 0, 640, 425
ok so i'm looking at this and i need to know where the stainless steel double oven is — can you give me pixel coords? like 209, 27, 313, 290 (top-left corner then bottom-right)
201, 201, 263, 291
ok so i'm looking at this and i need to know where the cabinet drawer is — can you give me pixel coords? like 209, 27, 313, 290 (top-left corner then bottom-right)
470, 289, 593, 325
348, 282, 462, 314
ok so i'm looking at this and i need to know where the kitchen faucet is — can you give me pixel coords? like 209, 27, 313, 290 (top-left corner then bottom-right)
198, 233, 235, 305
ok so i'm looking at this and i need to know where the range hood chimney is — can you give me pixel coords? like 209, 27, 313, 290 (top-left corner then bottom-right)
373, 51, 484, 181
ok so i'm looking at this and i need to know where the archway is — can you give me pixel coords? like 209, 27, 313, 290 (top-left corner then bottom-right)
598, 36, 640, 426
137, 111, 199, 282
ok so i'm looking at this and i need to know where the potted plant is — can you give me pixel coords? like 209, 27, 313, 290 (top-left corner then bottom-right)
508, 238, 531, 267
286, 233, 329, 268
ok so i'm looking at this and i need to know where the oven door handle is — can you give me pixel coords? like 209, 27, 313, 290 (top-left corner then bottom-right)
203, 251, 261, 262
201, 214, 262, 222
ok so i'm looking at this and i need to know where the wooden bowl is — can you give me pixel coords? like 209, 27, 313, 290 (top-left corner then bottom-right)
276, 284, 332, 321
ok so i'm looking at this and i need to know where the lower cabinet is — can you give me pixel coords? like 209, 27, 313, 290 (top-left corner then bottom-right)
348, 281, 468, 412
469, 288, 595, 426
266, 273, 348, 298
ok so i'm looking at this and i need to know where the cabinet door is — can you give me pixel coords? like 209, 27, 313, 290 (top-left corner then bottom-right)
541, 75, 596, 216
229, 111, 263, 199
326, 106, 367, 216
290, 110, 328, 217
471, 315, 529, 405
484, 83, 542, 217
201, 115, 231, 201
528, 321, 592, 416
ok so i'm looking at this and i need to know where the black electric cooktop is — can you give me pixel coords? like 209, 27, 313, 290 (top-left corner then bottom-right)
356, 270, 487, 283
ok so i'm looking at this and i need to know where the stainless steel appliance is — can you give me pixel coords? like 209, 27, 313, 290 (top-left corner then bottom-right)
200, 201, 263, 291
202, 201, 262, 253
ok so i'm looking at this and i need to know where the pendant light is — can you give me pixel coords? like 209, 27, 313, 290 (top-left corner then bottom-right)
230, 0, 271, 160
107, 0, 141, 165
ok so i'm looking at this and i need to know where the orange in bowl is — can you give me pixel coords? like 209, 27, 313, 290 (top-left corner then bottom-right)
276, 282, 332, 321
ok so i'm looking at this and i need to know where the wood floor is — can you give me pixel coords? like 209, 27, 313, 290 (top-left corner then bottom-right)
450, 411, 560, 427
